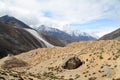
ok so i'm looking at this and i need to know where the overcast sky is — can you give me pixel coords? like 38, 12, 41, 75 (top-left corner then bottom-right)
0, 0, 120, 37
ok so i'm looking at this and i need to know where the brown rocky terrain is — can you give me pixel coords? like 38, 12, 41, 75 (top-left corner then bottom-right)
0, 40, 120, 80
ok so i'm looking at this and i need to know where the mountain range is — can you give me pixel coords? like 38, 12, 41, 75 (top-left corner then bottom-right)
0, 15, 64, 58
35, 25, 97, 44
0, 15, 119, 59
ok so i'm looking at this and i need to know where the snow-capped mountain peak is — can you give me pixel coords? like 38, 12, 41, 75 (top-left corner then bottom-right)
63, 29, 91, 37
37, 25, 59, 32
60, 25, 95, 37
35, 25, 97, 44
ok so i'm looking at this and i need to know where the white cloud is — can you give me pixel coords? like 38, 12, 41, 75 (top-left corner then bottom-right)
0, 0, 120, 37
85, 28, 118, 37
0, 0, 120, 24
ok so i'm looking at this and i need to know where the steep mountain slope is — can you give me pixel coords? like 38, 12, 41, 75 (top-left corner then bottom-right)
0, 15, 65, 58
0, 40, 119, 80
99, 28, 120, 40
39, 32, 66, 47
36, 25, 97, 44
0, 22, 46, 58
0, 15, 65, 46
24, 28, 54, 48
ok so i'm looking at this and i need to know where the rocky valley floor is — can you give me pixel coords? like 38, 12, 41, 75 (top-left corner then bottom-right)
0, 40, 120, 80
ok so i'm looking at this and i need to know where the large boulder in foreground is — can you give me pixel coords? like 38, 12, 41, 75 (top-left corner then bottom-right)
62, 56, 83, 70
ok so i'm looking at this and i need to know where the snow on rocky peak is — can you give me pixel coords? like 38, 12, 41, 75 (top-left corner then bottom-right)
37, 25, 59, 32
61, 25, 96, 37
37, 24, 98, 39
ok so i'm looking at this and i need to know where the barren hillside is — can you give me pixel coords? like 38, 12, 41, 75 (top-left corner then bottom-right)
0, 40, 120, 80
99, 28, 120, 40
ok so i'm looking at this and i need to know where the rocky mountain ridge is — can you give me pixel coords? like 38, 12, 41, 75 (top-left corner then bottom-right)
35, 25, 97, 44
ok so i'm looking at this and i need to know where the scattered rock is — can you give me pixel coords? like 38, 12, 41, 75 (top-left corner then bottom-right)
62, 56, 83, 70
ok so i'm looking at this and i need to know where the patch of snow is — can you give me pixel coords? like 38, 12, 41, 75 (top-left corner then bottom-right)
36, 24, 98, 39
24, 28, 54, 48
37, 25, 59, 32
63, 28, 92, 37
62, 26, 98, 38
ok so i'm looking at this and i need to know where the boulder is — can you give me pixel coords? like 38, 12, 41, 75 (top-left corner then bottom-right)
62, 56, 83, 70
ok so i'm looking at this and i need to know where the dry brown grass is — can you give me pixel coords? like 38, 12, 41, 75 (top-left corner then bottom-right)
0, 40, 120, 80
